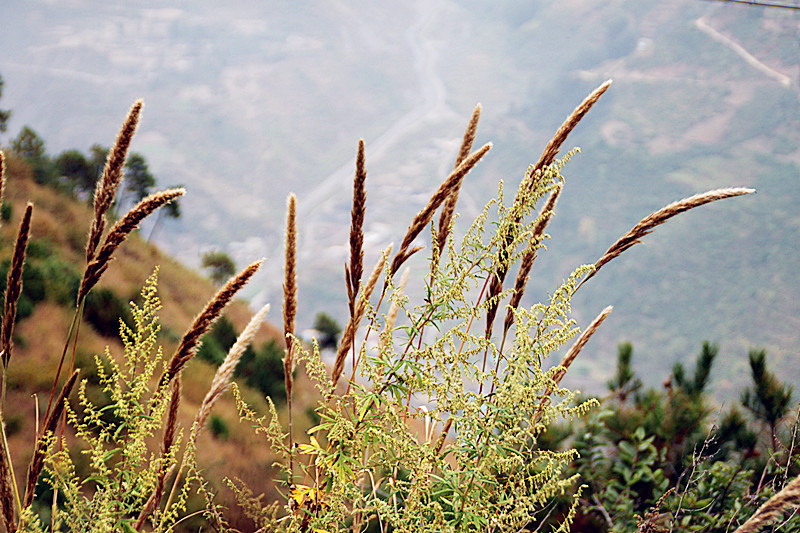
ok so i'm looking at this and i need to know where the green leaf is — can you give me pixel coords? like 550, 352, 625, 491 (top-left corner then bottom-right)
618, 440, 636, 460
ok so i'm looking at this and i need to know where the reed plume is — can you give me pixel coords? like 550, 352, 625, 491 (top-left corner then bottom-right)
79, 188, 184, 301
86, 100, 143, 262
532, 307, 612, 424
733, 474, 800, 533
283, 194, 297, 479
489, 81, 611, 339
503, 183, 563, 334
332, 246, 390, 388
161, 259, 263, 387
389, 143, 491, 279
533, 80, 611, 178
283, 194, 297, 400
587, 187, 755, 283
437, 103, 482, 255
552, 306, 612, 386
23, 369, 79, 510
135, 377, 181, 531
195, 304, 270, 431
2, 203, 33, 368
346, 140, 367, 319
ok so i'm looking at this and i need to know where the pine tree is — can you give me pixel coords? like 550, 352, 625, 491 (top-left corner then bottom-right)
673, 341, 717, 399
0, 74, 11, 134
10, 126, 55, 185
741, 349, 793, 453
607, 341, 642, 402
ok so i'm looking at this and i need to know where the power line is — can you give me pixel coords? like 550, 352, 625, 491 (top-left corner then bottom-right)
702, 0, 800, 9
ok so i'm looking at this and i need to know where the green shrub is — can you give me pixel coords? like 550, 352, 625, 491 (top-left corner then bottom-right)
209, 414, 230, 440
83, 287, 133, 337
235, 340, 286, 402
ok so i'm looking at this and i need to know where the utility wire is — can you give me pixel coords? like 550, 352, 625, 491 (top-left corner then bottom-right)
702, 0, 800, 9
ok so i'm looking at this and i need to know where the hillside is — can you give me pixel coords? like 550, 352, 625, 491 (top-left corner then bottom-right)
0, 154, 306, 530
0, 0, 797, 398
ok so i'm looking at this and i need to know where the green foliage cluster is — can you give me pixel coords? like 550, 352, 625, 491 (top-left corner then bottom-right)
20, 275, 196, 533
0, 238, 80, 320
551, 342, 799, 533
313, 312, 341, 351
200, 251, 236, 286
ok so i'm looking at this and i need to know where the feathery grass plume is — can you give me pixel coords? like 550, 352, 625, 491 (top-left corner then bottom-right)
22, 369, 79, 510
389, 142, 491, 279
437, 103, 482, 254
332, 245, 390, 388
552, 306, 612, 387
195, 304, 270, 431
78, 188, 185, 301
2, 203, 33, 368
282, 194, 297, 479
86, 100, 143, 262
587, 187, 755, 283
162, 259, 263, 387
346, 140, 367, 319
734, 474, 800, 533
283, 193, 297, 400
135, 376, 181, 531
533, 80, 611, 177
503, 183, 563, 334
487, 83, 610, 337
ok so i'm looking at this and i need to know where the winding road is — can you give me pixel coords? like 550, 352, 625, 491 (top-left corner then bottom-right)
298, 0, 452, 261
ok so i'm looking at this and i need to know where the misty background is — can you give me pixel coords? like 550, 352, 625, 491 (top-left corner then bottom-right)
1, 0, 798, 396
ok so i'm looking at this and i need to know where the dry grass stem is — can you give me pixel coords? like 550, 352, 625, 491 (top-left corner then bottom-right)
332, 246, 390, 388
534, 80, 611, 173
437, 103, 482, 254
433, 417, 453, 455
384, 267, 410, 341
23, 369, 80, 509
136, 377, 181, 531
283, 194, 297, 479
0, 438, 14, 533
0, 151, 5, 213
455, 103, 482, 169
79, 188, 185, 300
162, 259, 263, 387
734, 474, 800, 533
347, 140, 367, 319
86, 99, 143, 262
2, 203, 33, 367
590, 187, 755, 281
195, 304, 270, 430
390, 142, 491, 278
283, 193, 297, 399
532, 307, 612, 424
553, 306, 613, 386
504, 183, 563, 333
